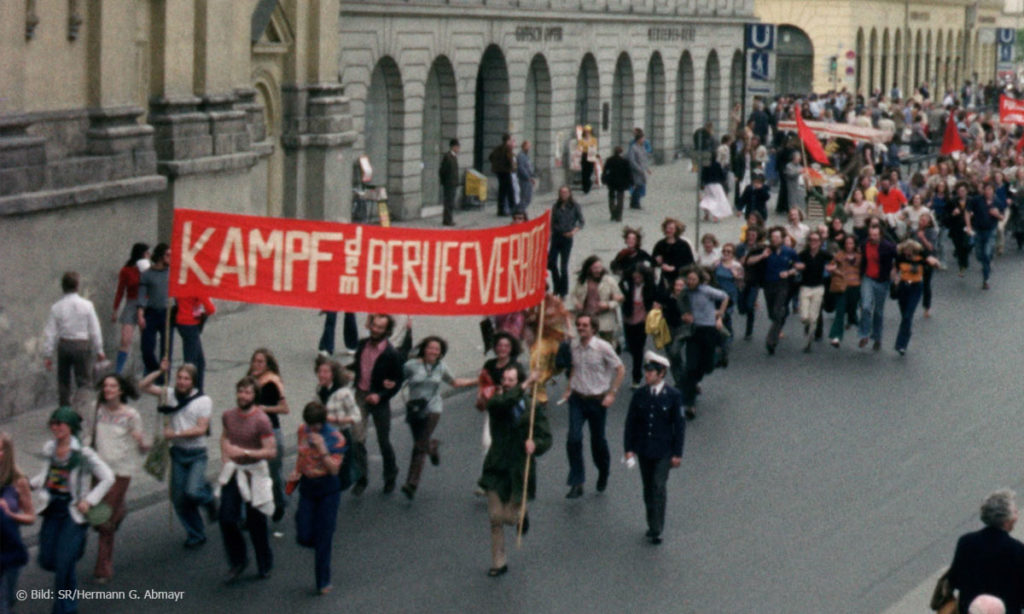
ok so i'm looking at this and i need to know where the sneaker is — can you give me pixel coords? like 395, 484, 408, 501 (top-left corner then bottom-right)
872, 340, 881, 351
896, 347, 906, 356
224, 562, 248, 584
183, 537, 207, 549
596, 472, 608, 493
858, 338, 869, 349
400, 483, 416, 500
429, 440, 441, 466
565, 485, 583, 499
383, 479, 396, 494
765, 343, 775, 355
830, 338, 840, 348
982, 281, 990, 290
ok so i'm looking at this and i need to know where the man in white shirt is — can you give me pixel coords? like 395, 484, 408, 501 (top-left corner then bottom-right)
42, 271, 105, 410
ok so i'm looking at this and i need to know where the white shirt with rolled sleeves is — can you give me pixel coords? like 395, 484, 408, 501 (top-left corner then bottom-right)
569, 336, 623, 396
42, 292, 103, 356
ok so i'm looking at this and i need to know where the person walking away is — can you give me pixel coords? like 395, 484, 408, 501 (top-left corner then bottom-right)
577, 125, 598, 195
516, 140, 538, 212
489, 133, 516, 216
399, 337, 475, 499
289, 402, 346, 595
477, 365, 551, 577
137, 242, 172, 379
217, 376, 276, 582
174, 296, 215, 392
602, 146, 633, 221
560, 314, 625, 499
90, 375, 147, 583
30, 407, 113, 614
439, 139, 460, 226
140, 360, 217, 548
857, 223, 897, 351
42, 271, 105, 420
548, 186, 585, 298
627, 132, 652, 209
350, 314, 404, 494
111, 243, 149, 374
623, 352, 684, 545
948, 489, 1024, 614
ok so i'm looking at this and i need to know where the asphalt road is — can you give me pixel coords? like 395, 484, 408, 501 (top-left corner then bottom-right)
11, 245, 1024, 614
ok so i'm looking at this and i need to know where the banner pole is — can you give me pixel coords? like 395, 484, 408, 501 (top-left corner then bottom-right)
516, 293, 547, 547
162, 305, 173, 530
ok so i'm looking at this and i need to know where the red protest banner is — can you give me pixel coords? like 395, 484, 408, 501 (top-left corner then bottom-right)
999, 95, 1024, 125
168, 209, 550, 316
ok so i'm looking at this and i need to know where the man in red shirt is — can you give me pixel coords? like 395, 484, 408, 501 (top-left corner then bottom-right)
875, 178, 907, 215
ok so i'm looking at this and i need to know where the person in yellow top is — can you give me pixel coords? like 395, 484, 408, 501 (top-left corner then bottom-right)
893, 239, 939, 356
576, 125, 599, 194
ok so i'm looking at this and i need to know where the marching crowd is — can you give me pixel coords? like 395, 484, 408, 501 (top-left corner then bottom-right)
6, 78, 1024, 613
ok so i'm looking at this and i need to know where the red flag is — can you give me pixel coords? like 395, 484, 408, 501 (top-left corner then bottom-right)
794, 105, 829, 165
940, 109, 964, 155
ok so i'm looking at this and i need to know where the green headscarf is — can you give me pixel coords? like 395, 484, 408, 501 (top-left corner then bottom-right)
48, 405, 82, 436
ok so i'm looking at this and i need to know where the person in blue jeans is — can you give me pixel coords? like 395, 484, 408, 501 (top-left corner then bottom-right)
893, 240, 939, 355
968, 183, 1005, 290
31, 407, 114, 614
548, 186, 584, 298
140, 361, 217, 548
857, 224, 896, 351
290, 402, 346, 595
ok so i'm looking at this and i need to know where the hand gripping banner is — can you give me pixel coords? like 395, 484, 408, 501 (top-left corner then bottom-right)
169, 209, 551, 316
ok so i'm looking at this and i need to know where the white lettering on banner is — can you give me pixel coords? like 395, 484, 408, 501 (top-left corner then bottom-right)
248, 229, 284, 290
178, 222, 215, 286
212, 227, 247, 287
309, 232, 343, 292
282, 231, 310, 292
456, 243, 474, 305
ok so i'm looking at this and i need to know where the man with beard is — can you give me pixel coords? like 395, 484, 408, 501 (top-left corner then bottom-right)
140, 360, 218, 548
217, 377, 277, 582
570, 256, 623, 346
350, 314, 404, 494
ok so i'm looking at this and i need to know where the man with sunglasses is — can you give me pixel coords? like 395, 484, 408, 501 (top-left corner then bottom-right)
623, 351, 685, 545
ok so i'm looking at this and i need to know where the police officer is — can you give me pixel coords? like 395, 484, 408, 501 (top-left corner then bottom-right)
623, 351, 685, 545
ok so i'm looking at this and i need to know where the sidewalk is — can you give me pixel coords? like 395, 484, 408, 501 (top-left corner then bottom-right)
7, 157, 758, 544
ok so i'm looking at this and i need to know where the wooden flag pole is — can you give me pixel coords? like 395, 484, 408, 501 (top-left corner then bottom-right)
516, 293, 547, 547
163, 304, 173, 529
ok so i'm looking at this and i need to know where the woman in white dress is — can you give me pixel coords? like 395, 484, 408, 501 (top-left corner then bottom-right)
699, 157, 734, 222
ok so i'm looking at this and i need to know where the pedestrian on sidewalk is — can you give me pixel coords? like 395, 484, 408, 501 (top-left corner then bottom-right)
440, 139, 460, 226
623, 351, 684, 545
577, 125, 599, 195
217, 376, 276, 582
548, 186, 584, 298
489, 133, 516, 216
111, 242, 149, 375
247, 349, 289, 523
560, 313, 625, 499
174, 296, 214, 392
140, 360, 217, 549
478, 365, 551, 577
602, 146, 632, 221
137, 243, 172, 381
627, 131, 652, 209
0, 431, 36, 614
516, 140, 538, 212
314, 357, 361, 492
31, 407, 113, 614
948, 489, 1024, 614
289, 401, 346, 595
90, 374, 148, 583
399, 336, 475, 500
42, 271, 105, 419
350, 314, 404, 495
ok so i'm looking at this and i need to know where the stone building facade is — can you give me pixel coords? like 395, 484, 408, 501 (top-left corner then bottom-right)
338, 0, 754, 221
754, 0, 1011, 97
0, 0, 357, 419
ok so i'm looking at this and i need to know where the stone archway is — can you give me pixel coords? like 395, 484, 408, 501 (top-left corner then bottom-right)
729, 49, 744, 126
421, 56, 457, 210
645, 52, 666, 163
676, 51, 694, 154
575, 53, 600, 128
524, 54, 553, 192
703, 50, 721, 129
473, 45, 509, 172
856, 28, 864, 95
366, 56, 403, 207
612, 52, 635, 150
777, 25, 813, 95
